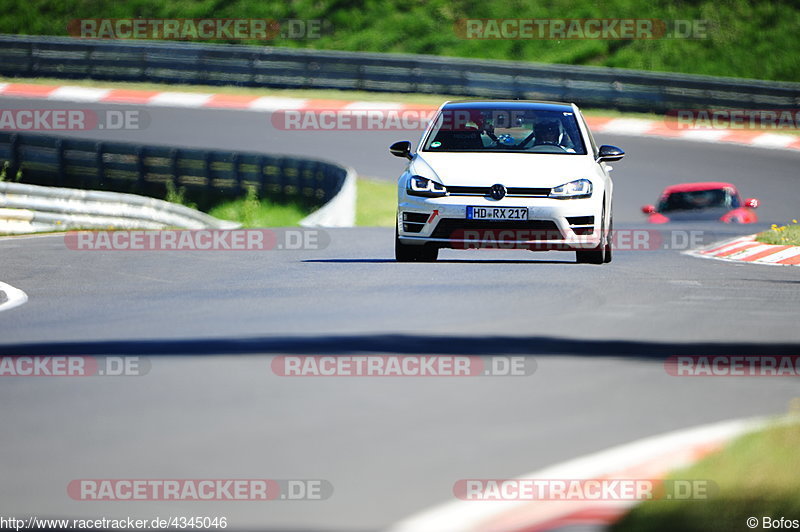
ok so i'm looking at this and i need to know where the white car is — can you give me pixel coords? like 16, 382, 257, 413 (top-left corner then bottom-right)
391, 100, 624, 264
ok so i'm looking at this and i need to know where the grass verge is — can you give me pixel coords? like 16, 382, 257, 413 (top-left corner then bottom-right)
755, 220, 800, 246
611, 420, 800, 532
209, 177, 396, 227
356, 177, 396, 227
207, 189, 308, 227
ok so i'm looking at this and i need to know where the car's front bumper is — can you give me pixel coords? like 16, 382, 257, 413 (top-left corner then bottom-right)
397, 193, 604, 250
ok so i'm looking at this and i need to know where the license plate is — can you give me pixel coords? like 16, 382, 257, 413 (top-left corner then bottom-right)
466, 206, 529, 220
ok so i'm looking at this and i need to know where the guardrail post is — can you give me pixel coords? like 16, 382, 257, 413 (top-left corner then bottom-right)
203, 151, 212, 196
24, 41, 34, 77
277, 157, 289, 202
135, 146, 145, 192
168, 148, 178, 181
55, 138, 65, 187
8, 133, 20, 179
231, 153, 241, 197
95, 142, 105, 185
257, 155, 267, 198
411, 61, 420, 94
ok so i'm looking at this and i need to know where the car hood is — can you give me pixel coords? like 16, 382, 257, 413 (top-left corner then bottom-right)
413, 152, 599, 188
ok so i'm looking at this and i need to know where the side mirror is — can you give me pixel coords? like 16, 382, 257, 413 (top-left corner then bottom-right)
744, 198, 759, 209
642, 205, 656, 214
389, 141, 413, 160
597, 145, 625, 162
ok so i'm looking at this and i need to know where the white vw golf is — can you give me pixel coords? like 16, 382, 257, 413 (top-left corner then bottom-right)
391, 100, 624, 264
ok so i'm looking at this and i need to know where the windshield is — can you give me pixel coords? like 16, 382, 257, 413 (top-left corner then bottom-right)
659, 189, 740, 212
422, 107, 587, 154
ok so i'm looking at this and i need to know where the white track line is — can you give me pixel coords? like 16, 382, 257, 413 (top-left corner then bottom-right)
387, 416, 766, 532
0, 281, 28, 312
0, 233, 64, 241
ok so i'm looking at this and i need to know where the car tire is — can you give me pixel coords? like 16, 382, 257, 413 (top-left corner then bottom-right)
576, 209, 606, 265
603, 216, 613, 263
395, 227, 439, 262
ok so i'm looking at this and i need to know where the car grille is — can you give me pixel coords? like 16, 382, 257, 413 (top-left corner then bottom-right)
447, 186, 550, 197
430, 219, 562, 240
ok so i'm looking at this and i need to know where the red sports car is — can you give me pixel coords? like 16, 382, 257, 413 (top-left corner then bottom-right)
642, 182, 759, 224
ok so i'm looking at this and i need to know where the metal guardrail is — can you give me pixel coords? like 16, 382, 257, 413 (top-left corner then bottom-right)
1, 34, 799, 113
0, 181, 241, 233
0, 131, 350, 214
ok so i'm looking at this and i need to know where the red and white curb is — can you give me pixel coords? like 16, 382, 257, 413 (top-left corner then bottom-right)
0, 82, 428, 113
2, 82, 800, 151
686, 235, 800, 266
387, 417, 766, 532
0, 280, 28, 312
586, 116, 800, 151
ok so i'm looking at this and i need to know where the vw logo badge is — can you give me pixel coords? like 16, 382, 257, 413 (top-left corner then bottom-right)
490, 184, 507, 200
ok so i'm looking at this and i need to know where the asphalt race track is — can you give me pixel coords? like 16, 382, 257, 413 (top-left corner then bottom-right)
0, 96, 799, 531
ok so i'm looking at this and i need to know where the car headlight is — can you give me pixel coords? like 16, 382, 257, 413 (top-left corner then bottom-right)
550, 179, 593, 199
408, 175, 447, 197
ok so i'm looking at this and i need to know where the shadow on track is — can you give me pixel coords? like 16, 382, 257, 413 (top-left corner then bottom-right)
0, 335, 797, 359
304, 259, 576, 264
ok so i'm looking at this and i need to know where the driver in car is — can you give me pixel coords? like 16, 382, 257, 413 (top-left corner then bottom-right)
522, 119, 576, 152
533, 119, 563, 147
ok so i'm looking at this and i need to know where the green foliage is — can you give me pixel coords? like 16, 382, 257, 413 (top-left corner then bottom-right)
207, 187, 309, 227
756, 220, 800, 246
164, 180, 197, 210
611, 422, 800, 532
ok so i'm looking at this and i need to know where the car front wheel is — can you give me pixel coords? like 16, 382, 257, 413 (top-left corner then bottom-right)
576, 209, 607, 265
395, 227, 439, 262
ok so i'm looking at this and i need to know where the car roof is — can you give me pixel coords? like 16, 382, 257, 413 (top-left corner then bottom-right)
662, 182, 738, 194
441, 100, 575, 112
